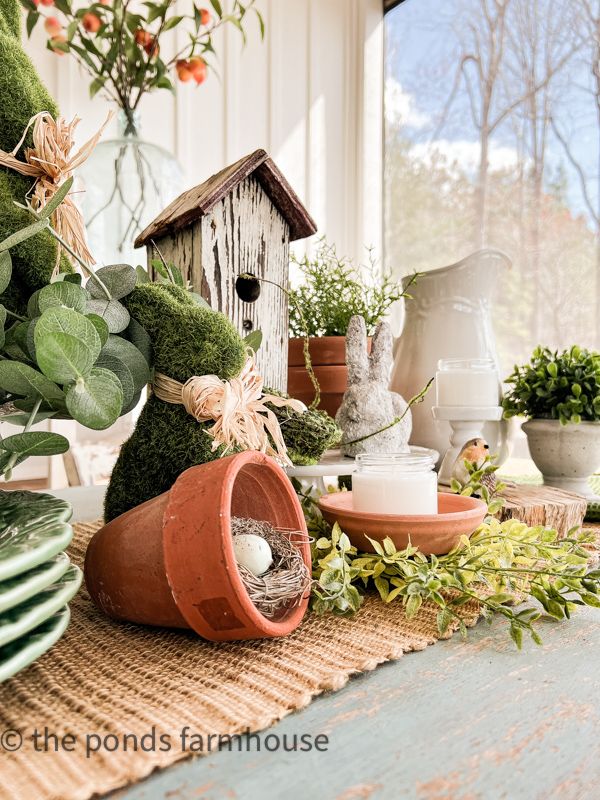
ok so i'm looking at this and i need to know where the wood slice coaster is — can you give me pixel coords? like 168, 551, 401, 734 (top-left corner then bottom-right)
497, 484, 587, 537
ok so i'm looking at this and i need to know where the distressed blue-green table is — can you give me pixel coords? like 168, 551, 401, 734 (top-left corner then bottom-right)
54, 488, 600, 800
111, 600, 600, 800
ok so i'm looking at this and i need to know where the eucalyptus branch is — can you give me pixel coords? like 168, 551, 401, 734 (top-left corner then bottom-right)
15, 201, 112, 302
2, 396, 42, 481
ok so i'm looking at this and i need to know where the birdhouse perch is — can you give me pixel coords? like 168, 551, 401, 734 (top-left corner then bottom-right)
134, 149, 317, 390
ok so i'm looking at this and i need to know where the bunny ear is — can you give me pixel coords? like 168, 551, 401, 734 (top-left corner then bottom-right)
346, 315, 369, 384
369, 321, 393, 384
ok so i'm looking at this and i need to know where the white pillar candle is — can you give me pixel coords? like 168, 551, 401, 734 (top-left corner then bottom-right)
436, 358, 500, 407
352, 454, 438, 515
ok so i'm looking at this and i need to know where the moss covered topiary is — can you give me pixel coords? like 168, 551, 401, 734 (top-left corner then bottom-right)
104, 283, 342, 521
0, 0, 69, 316
266, 398, 341, 466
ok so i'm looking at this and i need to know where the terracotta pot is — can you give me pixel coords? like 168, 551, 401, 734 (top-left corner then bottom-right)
287, 336, 371, 418
85, 452, 311, 641
318, 491, 488, 556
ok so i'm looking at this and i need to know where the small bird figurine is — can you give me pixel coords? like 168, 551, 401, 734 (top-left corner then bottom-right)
452, 437, 494, 490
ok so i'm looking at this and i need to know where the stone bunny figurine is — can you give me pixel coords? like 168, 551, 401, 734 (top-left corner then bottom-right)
336, 315, 411, 457
105, 283, 340, 521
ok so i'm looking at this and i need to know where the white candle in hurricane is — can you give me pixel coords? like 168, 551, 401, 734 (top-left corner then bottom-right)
436, 358, 500, 407
352, 453, 438, 516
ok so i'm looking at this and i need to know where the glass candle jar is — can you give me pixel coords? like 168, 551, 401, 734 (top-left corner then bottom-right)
435, 358, 500, 407
352, 453, 438, 515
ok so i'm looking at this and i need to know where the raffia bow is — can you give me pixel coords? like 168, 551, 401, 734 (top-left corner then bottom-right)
153, 357, 306, 465
0, 111, 112, 273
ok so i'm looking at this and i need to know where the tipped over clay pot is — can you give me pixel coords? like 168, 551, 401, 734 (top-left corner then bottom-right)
85, 452, 311, 641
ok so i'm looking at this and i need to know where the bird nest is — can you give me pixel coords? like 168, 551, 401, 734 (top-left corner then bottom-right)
231, 517, 311, 619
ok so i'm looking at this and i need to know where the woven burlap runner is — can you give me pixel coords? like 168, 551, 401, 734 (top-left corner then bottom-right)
0, 521, 481, 800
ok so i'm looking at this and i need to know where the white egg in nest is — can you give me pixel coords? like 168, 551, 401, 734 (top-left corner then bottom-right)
233, 534, 273, 577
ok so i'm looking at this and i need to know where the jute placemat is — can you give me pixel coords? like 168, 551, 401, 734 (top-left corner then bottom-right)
0, 520, 482, 800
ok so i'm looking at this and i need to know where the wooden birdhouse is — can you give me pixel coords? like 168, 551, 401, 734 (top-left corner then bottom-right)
134, 149, 317, 390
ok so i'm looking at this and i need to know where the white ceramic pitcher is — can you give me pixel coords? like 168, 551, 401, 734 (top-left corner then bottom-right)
390, 249, 512, 465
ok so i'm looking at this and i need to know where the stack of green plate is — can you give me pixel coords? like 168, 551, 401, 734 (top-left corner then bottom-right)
0, 491, 82, 683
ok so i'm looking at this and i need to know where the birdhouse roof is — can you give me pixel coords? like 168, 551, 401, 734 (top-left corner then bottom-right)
134, 149, 317, 247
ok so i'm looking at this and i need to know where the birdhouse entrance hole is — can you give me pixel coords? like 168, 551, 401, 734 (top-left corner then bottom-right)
236, 273, 261, 304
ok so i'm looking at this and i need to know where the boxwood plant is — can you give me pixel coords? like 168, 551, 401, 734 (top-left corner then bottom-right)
0, 178, 153, 478
502, 345, 600, 425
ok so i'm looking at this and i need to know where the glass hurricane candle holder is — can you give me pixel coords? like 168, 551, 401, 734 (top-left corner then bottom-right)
352, 453, 438, 516
436, 358, 500, 408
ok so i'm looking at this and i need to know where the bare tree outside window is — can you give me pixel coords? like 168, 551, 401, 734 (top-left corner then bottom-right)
385, 0, 600, 372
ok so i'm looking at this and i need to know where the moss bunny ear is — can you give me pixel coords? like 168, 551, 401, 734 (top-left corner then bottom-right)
346, 315, 369, 384
369, 321, 393, 384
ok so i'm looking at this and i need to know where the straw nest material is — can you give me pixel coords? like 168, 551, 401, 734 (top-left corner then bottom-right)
231, 517, 311, 619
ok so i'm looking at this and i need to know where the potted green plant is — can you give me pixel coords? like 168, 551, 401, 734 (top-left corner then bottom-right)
288, 240, 414, 416
502, 346, 600, 498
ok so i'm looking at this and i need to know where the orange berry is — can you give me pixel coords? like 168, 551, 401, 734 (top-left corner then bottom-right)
144, 37, 159, 57
39, 0, 54, 6
82, 12, 101, 32
176, 62, 193, 82
50, 33, 67, 54
189, 57, 207, 85
99, 0, 110, 4
134, 28, 151, 46
44, 15, 61, 34
199, 7, 211, 25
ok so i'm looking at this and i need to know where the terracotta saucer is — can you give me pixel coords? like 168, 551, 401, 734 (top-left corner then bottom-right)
318, 492, 488, 555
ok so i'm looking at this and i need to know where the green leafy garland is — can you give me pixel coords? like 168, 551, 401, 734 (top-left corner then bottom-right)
302, 476, 600, 648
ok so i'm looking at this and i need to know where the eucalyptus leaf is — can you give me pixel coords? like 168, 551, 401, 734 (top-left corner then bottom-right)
4, 324, 32, 364
86, 314, 109, 347
63, 273, 83, 286
189, 292, 210, 309
124, 318, 152, 367
26, 318, 37, 361
37, 177, 73, 221
135, 265, 150, 284
0, 251, 12, 294
120, 390, 142, 415
86, 298, 130, 334
0, 361, 65, 406
36, 332, 97, 385
243, 330, 263, 354
95, 352, 135, 408
27, 289, 42, 318
35, 305, 101, 353
0, 305, 6, 350
96, 334, 150, 394
0, 218, 49, 252
0, 410, 57, 426
65, 368, 123, 429
0, 431, 69, 457
87, 264, 137, 300
38, 282, 88, 314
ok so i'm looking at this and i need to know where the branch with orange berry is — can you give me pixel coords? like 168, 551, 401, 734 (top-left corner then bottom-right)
20, 0, 264, 133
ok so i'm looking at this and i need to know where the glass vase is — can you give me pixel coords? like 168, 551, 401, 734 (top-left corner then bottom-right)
78, 111, 184, 267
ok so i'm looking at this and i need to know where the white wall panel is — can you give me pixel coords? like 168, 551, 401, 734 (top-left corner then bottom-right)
25, 0, 382, 260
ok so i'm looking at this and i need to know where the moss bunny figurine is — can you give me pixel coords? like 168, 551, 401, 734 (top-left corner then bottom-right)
336, 315, 411, 457
105, 283, 340, 521
0, 0, 69, 316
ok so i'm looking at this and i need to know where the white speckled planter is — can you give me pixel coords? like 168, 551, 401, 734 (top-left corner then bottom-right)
522, 419, 600, 499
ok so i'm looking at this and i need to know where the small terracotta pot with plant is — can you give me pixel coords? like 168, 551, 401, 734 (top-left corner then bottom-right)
502, 345, 600, 499
288, 240, 415, 417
